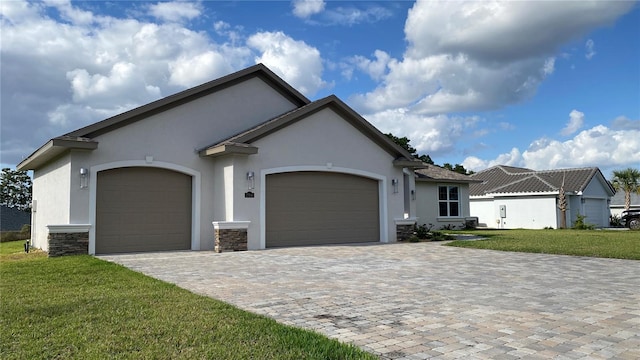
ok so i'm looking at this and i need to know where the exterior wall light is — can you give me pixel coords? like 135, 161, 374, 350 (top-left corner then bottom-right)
392, 178, 398, 193
246, 171, 255, 190
411, 189, 415, 200
80, 168, 88, 189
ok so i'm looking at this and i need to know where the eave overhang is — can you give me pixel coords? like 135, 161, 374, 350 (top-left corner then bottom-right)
416, 177, 483, 184
393, 158, 429, 168
199, 142, 258, 158
17, 137, 98, 171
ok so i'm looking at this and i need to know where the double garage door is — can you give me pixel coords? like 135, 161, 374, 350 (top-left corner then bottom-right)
95, 168, 379, 253
95, 167, 192, 254
266, 172, 380, 247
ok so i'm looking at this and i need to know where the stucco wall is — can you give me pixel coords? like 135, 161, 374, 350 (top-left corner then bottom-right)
415, 182, 471, 229
469, 198, 495, 228
31, 154, 71, 251
231, 107, 407, 249
470, 195, 558, 229
58, 77, 299, 253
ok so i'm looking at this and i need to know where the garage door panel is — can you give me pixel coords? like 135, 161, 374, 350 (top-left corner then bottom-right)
266, 171, 379, 247
96, 167, 192, 254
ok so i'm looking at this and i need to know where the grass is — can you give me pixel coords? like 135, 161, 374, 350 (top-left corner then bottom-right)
447, 229, 640, 260
0, 241, 375, 360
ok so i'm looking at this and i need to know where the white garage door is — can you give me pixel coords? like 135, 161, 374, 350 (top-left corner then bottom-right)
96, 167, 192, 254
266, 172, 379, 247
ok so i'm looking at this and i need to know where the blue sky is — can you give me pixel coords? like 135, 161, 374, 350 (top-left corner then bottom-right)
1, 0, 639, 178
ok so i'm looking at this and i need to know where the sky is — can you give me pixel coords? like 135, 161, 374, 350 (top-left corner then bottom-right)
1, 0, 639, 178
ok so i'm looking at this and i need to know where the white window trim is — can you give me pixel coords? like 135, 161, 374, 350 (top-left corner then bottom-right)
438, 184, 461, 218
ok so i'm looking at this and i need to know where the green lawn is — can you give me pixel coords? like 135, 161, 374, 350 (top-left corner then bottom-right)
0, 241, 375, 360
447, 229, 640, 260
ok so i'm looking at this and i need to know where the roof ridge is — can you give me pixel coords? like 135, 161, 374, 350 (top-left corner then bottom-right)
532, 173, 558, 190
485, 174, 551, 193
64, 63, 311, 139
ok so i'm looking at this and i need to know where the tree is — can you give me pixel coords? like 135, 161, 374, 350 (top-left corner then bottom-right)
557, 172, 567, 229
0, 168, 32, 212
611, 167, 640, 210
443, 163, 475, 175
385, 133, 472, 174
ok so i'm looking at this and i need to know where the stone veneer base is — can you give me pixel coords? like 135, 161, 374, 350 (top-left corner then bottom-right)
212, 221, 249, 253
48, 232, 89, 257
395, 219, 417, 242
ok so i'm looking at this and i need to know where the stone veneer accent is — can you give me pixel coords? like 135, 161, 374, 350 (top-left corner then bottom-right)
47, 225, 91, 257
212, 221, 250, 253
395, 219, 417, 242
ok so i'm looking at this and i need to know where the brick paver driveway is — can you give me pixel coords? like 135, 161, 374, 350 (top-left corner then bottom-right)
100, 242, 640, 359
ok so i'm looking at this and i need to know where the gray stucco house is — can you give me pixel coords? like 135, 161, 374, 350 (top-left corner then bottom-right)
413, 165, 480, 229
19, 64, 431, 256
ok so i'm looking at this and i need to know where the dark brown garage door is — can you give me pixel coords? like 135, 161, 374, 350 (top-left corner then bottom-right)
266, 171, 379, 247
96, 167, 192, 254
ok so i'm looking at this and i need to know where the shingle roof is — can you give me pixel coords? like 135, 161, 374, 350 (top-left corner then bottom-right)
469, 165, 614, 196
415, 164, 479, 183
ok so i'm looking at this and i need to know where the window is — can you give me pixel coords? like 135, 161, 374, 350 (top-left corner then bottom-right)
438, 185, 460, 217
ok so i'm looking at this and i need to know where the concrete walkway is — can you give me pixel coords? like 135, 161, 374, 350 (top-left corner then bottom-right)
100, 243, 640, 359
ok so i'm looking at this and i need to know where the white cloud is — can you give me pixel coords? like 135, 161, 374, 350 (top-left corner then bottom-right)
292, 0, 325, 18
463, 124, 640, 173
148, 1, 202, 23
43, 0, 94, 25
561, 109, 585, 136
247, 31, 326, 96
585, 39, 596, 60
168, 52, 233, 87
365, 108, 480, 156
323, 5, 392, 26
350, 1, 633, 115
349, 50, 391, 81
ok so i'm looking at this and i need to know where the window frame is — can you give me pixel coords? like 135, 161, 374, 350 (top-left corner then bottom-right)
437, 185, 461, 218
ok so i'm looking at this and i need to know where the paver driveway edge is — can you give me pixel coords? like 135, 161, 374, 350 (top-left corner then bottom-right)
100, 243, 640, 360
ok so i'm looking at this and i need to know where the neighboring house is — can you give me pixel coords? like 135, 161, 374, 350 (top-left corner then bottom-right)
18, 64, 424, 256
610, 192, 640, 218
469, 166, 614, 229
413, 165, 480, 229
0, 206, 31, 231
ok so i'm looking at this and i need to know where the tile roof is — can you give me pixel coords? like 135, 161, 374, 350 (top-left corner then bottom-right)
610, 191, 640, 207
415, 164, 479, 183
469, 165, 613, 196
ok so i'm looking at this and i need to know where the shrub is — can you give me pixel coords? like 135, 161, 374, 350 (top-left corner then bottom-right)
609, 214, 623, 227
20, 224, 31, 234
1, 231, 30, 243
414, 223, 433, 239
572, 213, 595, 230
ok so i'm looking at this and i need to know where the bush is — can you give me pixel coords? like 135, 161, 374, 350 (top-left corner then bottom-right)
609, 214, 623, 227
1, 231, 30, 243
414, 223, 433, 239
572, 214, 595, 230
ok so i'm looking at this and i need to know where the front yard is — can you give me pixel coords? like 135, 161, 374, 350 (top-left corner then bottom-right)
0, 241, 375, 360
447, 229, 640, 260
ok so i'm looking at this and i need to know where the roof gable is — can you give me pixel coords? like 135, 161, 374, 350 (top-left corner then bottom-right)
470, 165, 614, 196
199, 95, 420, 164
18, 64, 310, 170
65, 64, 310, 139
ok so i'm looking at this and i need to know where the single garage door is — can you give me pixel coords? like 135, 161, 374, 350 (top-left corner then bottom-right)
266, 171, 379, 247
96, 167, 192, 254
583, 198, 606, 228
